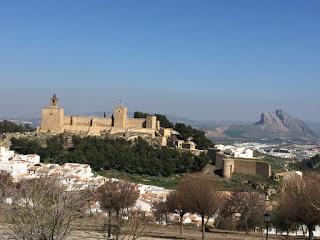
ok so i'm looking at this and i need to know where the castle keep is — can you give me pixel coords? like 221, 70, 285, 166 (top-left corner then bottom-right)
38, 95, 160, 137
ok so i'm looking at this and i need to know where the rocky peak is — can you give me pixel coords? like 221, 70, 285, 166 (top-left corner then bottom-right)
257, 110, 288, 130
225, 110, 319, 142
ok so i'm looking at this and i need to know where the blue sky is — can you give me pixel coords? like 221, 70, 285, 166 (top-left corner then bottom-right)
0, 0, 319, 121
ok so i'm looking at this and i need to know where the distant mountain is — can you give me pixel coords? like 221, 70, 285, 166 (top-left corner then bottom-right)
0, 117, 40, 128
306, 121, 320, 136
224, 110, 319, 142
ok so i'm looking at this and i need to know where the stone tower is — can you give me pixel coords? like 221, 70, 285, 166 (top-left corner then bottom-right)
39, 94, 64, 133
146, 115, 157, 129
113, 105, 127, 128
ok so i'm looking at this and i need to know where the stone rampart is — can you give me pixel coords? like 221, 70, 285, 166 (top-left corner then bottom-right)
215, 152, 271, 179
126, 118, 145, 128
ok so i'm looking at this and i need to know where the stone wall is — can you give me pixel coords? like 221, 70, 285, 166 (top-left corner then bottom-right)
72, 116, 92, 126
93, 118, 112, 127
215, 152, 225, 169
64, 116, 72, 125
234, 159, 256, 175
256, 161, 272, 178
63, 116, 113, 128
64, 125, 91, 134
126, 118, 145, 128
215, 152, 271, 179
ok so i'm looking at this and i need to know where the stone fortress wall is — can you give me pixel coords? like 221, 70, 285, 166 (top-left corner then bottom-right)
38, 95, 159, 138
215, 152, 271, 179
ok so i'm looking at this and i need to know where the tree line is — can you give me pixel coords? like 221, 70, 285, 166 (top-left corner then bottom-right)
152, 174, 265, 240
0, 172, 145, 240
0, 120, 34, 134
291, 154, 320, 171
0, 170, 319, 240
153, 172, 320, 240
10, 135, 211, 177
134, 112, 213, 150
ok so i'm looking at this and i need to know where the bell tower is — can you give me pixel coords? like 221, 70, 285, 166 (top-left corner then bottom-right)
50, 94, 59, 107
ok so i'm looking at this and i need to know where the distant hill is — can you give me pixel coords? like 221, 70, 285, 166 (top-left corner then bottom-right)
224, 110, 319, 142
0, 120, 35, 133
306, 122, 320, 136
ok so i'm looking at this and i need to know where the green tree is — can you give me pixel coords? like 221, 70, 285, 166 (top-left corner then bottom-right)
11, 136, 210, 177
0, 120, 34, 134
10, 137, 41, 155
174, 123, 213, 150
134, 112, 174, 128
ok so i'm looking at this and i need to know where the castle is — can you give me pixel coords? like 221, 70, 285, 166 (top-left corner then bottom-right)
38, 95, 165, 140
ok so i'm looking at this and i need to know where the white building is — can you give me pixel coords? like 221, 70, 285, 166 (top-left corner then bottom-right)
215, 145, 254, 159
20, 154, 40, 164
233, 148, 254, 158
0, 147, 15, 162
63, 163, 93, 178
0, 147, 40, 178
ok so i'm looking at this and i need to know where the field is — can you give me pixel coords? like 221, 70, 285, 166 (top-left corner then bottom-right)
71, 216, 319, 240
98, 170, 183, 189
0, 224, 317, 240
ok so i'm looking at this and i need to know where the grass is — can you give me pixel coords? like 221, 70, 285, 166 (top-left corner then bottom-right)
222, 173, 280, 192
98, 166, 281, 192
97, 170, 183, 189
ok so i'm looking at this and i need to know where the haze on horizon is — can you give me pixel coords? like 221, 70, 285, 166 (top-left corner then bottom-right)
0, 0, 319, 122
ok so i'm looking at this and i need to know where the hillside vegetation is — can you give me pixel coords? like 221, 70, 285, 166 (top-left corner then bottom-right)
290, 154, 320, 171
0, 120, 34, 134
10, 135, 210, 177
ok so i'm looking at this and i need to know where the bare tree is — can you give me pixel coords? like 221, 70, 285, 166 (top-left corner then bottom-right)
6, 177, 90, 240
0, 171, 13, 200
151, 200, 169, 225
0, 171, 14, 222
272, 204, 299, 237
166, 191, 188, 235
221, 191, 266, 234
177, 174, 224, 240
278, 172, 320, 240
96, 180, 139, 239
125, 209, 147, 240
